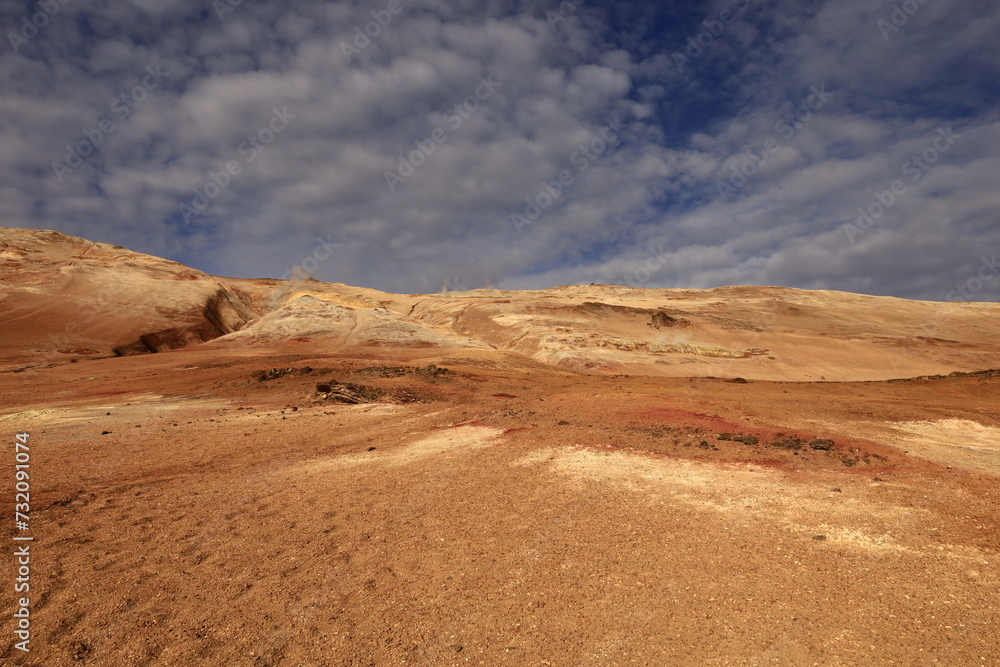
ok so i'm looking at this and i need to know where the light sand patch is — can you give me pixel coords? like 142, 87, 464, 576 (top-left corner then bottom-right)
298, 425, 503, 472
511, 449, 560, 467
0, 408, 58, 422
876, 419, 1000, 473
544, 446, 719, 490
389, 426, 503, 464
0, 394, 240, 429
804, 526, 909, 554
517, 445, 938, 555
354, 403, 402, 415
489, 314, 543, 326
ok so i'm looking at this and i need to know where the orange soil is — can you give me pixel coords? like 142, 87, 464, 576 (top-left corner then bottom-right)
1, 347, 998, 665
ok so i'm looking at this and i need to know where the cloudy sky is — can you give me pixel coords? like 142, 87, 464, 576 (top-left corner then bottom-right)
2, 0, 998, 300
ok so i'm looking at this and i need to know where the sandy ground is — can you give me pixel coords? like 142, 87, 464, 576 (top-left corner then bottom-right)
1, 347, 998, 665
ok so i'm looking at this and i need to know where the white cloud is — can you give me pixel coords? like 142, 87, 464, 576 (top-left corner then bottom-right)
0, 0, 998, 301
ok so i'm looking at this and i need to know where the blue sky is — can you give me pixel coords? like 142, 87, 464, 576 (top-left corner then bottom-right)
2, 0, 999, 300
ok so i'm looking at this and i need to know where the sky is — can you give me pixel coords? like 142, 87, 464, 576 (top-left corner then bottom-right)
2, 0, 999, 301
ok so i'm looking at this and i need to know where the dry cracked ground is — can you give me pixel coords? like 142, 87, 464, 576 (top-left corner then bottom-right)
1, 228, 998, 665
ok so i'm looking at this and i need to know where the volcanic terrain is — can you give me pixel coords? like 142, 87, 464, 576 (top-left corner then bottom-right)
1, 227, 998, 665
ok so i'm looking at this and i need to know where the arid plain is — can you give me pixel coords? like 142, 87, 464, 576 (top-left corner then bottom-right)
1, 228, 998, 665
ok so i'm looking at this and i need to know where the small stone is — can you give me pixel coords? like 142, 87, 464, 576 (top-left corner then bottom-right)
812, 535, 827, 541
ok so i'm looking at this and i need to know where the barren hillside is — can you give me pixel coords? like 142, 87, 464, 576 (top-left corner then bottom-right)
3, 228, 999, 382
1, 228, 998, 665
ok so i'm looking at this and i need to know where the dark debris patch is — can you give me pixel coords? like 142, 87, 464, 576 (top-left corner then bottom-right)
251, 366, 315, 382
315, 382, 384, 404
771, 436, 805, 450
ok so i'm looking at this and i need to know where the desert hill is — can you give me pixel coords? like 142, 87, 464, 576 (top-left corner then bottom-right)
2, 227, 999, 381
1, 227, 998, 665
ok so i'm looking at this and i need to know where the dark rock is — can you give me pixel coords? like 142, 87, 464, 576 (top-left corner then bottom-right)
253, 367, 299, 382
772, 436, 804, 450
649, 311, 680, 328
357, 365, 408, 378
